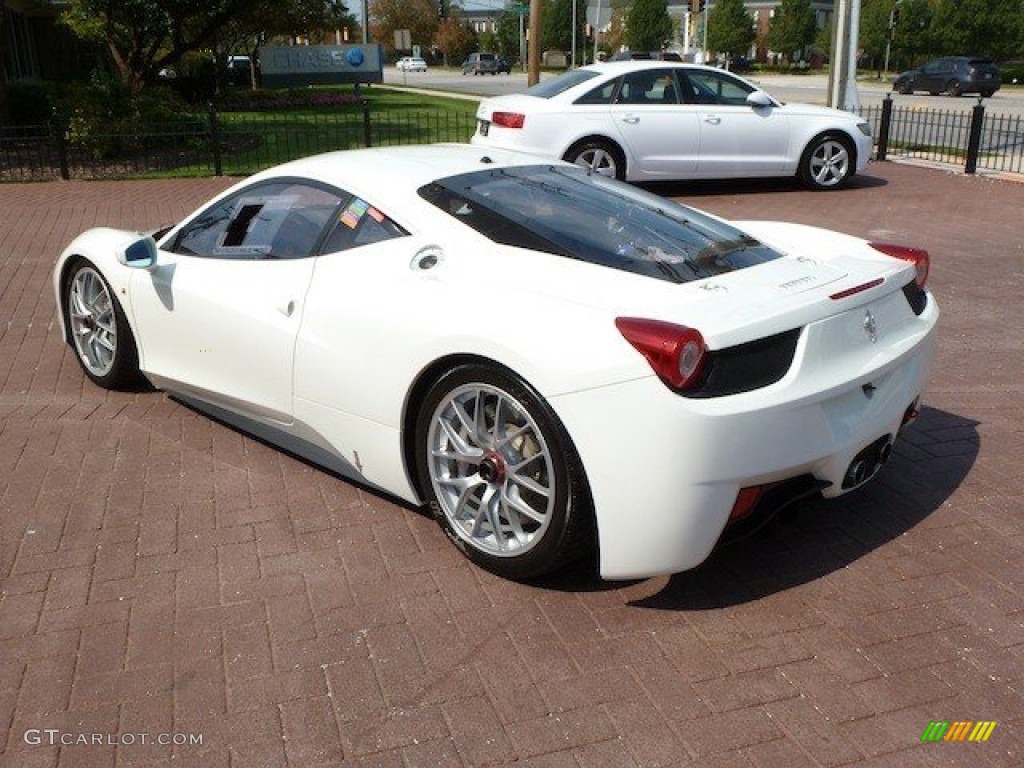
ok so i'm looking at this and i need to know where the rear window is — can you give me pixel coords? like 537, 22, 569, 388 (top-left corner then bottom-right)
418, 166, 782, 284
526, 69, 601, 99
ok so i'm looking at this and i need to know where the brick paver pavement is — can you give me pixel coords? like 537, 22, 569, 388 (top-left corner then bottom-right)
0, 164, 1021, 767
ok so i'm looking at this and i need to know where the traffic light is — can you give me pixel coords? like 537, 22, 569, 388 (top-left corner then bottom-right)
438, 0, 447, 19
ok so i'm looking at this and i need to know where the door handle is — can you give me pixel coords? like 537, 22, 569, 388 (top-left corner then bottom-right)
704, 116, 721, 125
622, 116, 640, 124
278, 299, 296, 317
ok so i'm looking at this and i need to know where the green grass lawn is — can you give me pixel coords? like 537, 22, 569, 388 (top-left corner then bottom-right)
143, 87, 480, 178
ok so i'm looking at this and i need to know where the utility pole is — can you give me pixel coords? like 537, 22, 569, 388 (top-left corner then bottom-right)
594, 0, 602, 63
529, 0, 542, 85
827, 0, 861, 111
572, 0, 577, 68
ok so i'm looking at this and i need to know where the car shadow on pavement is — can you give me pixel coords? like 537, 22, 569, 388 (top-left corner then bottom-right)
627, 405, 979, 609
639, 172, 888, 198
532, 405, 978, 603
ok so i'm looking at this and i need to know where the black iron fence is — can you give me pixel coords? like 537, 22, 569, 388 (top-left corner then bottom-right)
0, 102, 479, 182
2, 97, 1023, 182
861, 97, 1024, 176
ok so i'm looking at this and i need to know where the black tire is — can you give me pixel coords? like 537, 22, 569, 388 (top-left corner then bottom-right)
980, 89, 995, 98
947, 80, 962, 97
896, 82, 913, 95
414, 363, 594, 580
63, 258, 143, 390
563, 139, 626, 181
798, 133, 854, 190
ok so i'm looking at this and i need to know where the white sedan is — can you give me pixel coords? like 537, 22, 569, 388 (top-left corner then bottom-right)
54, 145, 937, 580
472, 61, 873, 190
396, 57, 428, 72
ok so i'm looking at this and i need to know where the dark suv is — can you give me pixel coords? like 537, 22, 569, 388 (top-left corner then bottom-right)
893, 57, 1000, 97
462, 52, 501, 76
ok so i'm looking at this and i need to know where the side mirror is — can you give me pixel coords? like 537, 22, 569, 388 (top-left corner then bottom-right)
117, 235, 157, 269
746, 90, 774, 108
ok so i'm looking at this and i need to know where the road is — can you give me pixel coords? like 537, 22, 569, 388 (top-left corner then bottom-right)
381, 67, 1024, 118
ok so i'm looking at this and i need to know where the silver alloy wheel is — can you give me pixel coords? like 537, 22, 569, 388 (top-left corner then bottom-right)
573, 146, 618, 178
427, 383, 555, 557
808, 139, 850, 188
69, 266, 117, 376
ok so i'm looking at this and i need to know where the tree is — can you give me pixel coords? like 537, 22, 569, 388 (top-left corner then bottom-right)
706, 0, 755, 62
542, 0, 585, 53
930, 0, 1022, 60
369, 0, 438, 55
625, 0, 673, 52
434, 18, 476, 65
60, 0, 355, 93
601, 2, 629, 55
890, 0, 934, 67
61, 0, 260, 92
495, 8, 522, 57
765, 0, 817, 63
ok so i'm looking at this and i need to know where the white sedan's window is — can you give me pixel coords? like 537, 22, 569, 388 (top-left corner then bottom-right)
685, 70, 754, 106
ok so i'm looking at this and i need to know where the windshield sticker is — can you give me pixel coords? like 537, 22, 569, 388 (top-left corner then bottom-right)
341, 198, 370, 229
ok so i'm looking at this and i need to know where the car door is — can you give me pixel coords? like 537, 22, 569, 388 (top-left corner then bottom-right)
684, 68, 790, 177
130, 179, 346, 424
607, 68, 701, 177
920, 59, 949, 93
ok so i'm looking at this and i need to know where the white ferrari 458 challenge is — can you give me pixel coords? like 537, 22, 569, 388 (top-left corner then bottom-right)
54, 144, 938, 580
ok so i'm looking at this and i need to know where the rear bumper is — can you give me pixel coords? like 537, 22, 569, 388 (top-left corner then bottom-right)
549, 294, 938, 580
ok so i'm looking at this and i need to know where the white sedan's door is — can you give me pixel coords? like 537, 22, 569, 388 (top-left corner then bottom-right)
129, 180, 348, 423
609, 68, 700, 177
685, 69, 791, 177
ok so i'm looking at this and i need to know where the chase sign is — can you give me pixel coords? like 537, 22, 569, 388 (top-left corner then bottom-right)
258, 45, 383, 88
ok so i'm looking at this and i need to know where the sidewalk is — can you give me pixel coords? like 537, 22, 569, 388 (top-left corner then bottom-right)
1, 163, 1022, 767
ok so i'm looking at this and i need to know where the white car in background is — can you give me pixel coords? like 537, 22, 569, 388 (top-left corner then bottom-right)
54, 145, 936, 581
396, 56, 428, 72
472, 60, 874, 190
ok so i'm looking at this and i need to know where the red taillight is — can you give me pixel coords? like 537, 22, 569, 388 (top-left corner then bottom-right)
492, 111, 525, 129
615, 317, 706, 391
869, 242, 929, 288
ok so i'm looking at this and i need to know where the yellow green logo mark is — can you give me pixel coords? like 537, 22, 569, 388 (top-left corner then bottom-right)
921, 721, 997, 742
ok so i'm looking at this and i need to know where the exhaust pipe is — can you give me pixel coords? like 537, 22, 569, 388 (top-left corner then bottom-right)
842, 436, 893, 489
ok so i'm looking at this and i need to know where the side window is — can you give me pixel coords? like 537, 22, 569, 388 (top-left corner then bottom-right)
615, 70, 677, 105
575, 78, 619, 105
171, 181, 344, 259
685, 70, 754, 106
320, 197, 408, 254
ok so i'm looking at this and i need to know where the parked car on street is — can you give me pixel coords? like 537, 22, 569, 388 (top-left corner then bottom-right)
53, 144, 937, 581
893, 57, 1000, 97
462, 52, 501, 75
495, 56, 513, 74
472, 60, 873, 189
396, 57, 428, 72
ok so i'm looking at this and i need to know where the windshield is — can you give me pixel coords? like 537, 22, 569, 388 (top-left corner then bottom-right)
526, 69, 600, 98
418, 165, 782, 284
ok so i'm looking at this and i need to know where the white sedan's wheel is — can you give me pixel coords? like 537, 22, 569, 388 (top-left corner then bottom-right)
800, 135, 852, 190
65, 260, 141, 389
416, 364, 592, 579
564, 140, 625, 181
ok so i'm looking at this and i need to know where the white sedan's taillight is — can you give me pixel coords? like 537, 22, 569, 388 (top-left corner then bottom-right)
492, 112, 526, 129
615, 317, 706, 391
869, 242, 930, 288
